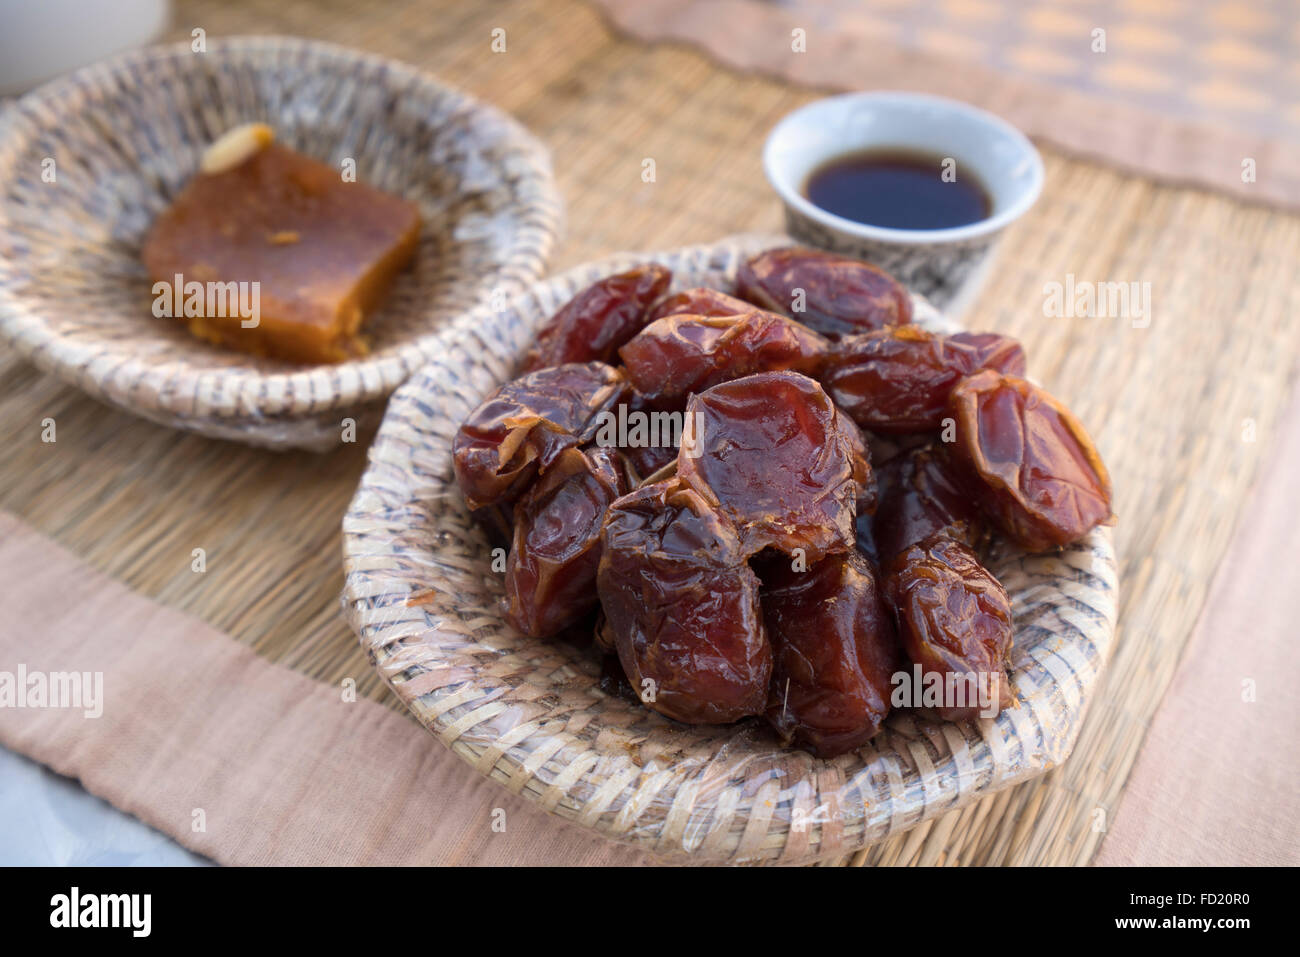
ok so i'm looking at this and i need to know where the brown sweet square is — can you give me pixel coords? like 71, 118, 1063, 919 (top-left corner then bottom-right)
143, 142, 420, 363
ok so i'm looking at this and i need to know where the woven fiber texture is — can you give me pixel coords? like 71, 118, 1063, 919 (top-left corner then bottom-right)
0, 35, 562, 449
341, 236, 1119, 863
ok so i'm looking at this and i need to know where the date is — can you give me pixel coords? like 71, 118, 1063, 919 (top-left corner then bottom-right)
836, 412, 877, 516
760, 550, 901, 757
645, 286, 755, 323
677, 371, 858, 561
870, 443, 986, 565
822, 327, 1026, 434
614, 391, 682, 481
598, 480, 772, 724
505, 446, 627, 637
619, 310, 829, 405
735, 246, 912, 339
452, 362, 630, 511
521, 264, 671, 372
884, 534, 1014, 721
947, 371, 1113, 551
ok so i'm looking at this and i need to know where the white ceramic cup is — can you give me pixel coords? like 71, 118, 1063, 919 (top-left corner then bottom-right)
763, 91, 1043, 313
0, 0, 169, 95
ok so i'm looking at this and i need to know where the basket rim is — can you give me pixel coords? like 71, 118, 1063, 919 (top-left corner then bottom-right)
0, 34, 563, 424
340, 235, 1120, 863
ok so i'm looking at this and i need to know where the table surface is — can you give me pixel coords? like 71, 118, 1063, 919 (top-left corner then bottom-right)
1, 0, 1297, 866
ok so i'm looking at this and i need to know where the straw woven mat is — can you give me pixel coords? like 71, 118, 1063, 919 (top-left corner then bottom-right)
1, 0, 1297, 865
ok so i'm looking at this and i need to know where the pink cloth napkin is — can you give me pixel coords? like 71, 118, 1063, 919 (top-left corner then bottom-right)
1095, 390, 1300, 866
0, 511, 654, 866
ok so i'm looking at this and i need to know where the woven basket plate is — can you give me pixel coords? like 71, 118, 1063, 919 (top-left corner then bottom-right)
342, 235, 1119, 864
0, 36, 561, 450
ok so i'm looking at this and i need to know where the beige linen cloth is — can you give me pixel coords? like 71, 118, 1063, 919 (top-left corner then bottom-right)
2, 390, 1298, 863
0, 514, 652, 865
592, 0, 1300, 211
1094, 390, 1300, 865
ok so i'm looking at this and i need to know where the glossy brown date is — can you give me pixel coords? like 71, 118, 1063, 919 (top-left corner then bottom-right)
597, 480, 772, 724
677, 371, 858, 561
822, 326, 1026, 434
468, 502, 515, 551
759, 550, 901, 758
644, 286, 755, 323
620, 442, 678, 483
613, 391, 682, 481
505, 446, 628, 637
836, 412, 877, 516
870, 443, 985, 565
883, 534, 1014, 721
947, 371, 1113, 551
735, 247, 912, 340
619, 310, 829, 405
452, 362, 630, 511
597, 650, 640, 702
521, 264, 671, 373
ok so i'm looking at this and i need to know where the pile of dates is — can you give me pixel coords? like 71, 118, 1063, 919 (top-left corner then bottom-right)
453, 247, 1113, 758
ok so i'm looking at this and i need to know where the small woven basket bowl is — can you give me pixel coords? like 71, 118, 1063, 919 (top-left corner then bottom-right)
0, 36, 562, 450
342, 235, 1119, 864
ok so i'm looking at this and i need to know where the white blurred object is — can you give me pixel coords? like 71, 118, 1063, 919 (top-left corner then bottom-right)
0, 0, 169, 95
0, 747, 209, 866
